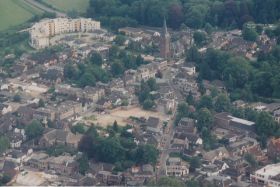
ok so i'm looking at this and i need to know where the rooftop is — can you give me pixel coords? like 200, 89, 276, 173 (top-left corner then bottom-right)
230, 117, 255, 126
255, 163, 280, 177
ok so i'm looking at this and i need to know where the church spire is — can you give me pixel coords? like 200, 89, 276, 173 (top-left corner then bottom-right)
163, 17, 168, 35
160, 17, 171, 59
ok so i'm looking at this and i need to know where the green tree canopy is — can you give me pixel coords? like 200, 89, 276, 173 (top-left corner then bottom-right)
256, 112, 277, 137
0, 136, 9, 154
197, 108, 213, 131
193, 31, 207, 47
214, 94, 231, 112
89, 52, 103, 66
25, 120, 44, 140
242, 24, 258, 41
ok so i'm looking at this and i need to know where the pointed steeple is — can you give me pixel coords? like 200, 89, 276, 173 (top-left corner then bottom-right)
163, 17, 168, 35
160, 17, 171, 59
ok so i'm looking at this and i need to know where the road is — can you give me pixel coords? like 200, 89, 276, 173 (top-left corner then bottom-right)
24, 0, 67, 17
156, 67, 182, 179
156, 110, 176, 178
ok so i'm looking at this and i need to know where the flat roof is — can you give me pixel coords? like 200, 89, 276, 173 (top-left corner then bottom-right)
255, 163, 280, 177
229, 116, 255, 126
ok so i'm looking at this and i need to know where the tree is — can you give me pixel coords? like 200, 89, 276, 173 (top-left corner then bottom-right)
272, 74, 280, 98
186, 91, 195, 105
38, 98, 45, 108
109, 45, 119, 60
64, 64, 79, 80
244, 153, 258, 169
143, 99, 155, 110
0, 175, 11, 185
113, 120, 119, 132
205, 23, 214, 34
111, 61, 124, 77
197, 108, 213, 131
71, 123, 86, 134
242, 24, 258, 41
223, 57, 251, 89
256, 25, 263, 34
67, 10, 79, 18
198, 82, 206, 95
147, 78, 157, 91
186, 179, 200, 187
186, 46, 200, 63
90, 52, 103, 66
78, 73, 96, 87
175, 102, 190, 125
25, 120, 44, 139
168, 3, 184, 29
198, 95, 213, 109
193, 31, 207, 47
13, 94, 21, 102
256, 112, 277, 137
135, 55, 144, 66
78, 154, 89, 175
136, 144, 158, 165
0, 136, 9, 154
114, 35, 126, 46
189, 156, 201, 172
97, 138, 125, 163
214, 94, 231, 112
78, 135, 95, 158
202, 127, 217, 150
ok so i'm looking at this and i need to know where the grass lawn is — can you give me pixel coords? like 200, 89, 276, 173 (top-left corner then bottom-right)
0, 0, 42, 31
42, 0, 89, 13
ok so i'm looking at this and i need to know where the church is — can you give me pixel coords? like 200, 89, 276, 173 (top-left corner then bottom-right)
160, 19, 171, 59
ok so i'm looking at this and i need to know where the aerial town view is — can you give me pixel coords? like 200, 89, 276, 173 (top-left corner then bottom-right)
0, 0, 280, 186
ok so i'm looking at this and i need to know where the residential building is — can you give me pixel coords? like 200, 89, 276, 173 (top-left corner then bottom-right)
30, 18, 101, 49
33, 107, 56, 122
251, 163, 280, 186
268, 138, 280, 161
214, 112, 256, 133
55, 101, 83, 120
39, 129, 82, 148
202, 147, 229, 163
166, 157, 189, 177
145, 117, 162, 135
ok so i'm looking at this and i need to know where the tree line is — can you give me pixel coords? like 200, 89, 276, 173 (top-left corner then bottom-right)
87, 0, 280, 30
187, 44, 280, 102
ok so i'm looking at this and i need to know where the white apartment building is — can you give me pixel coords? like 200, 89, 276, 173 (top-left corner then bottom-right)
166, 157, 189, 177
29, 18, 101, 49
250, 163, 280, 187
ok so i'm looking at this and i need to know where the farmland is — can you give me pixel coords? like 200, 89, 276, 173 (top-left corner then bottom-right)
0, 0, 43, 31
41, 0, 90, 13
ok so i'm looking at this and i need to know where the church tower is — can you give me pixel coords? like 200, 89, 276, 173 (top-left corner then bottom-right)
160, 18, 171, 59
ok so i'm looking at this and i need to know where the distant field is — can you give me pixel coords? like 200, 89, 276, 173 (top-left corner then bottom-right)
42, 0, 90, 13
0, 0, 43, 31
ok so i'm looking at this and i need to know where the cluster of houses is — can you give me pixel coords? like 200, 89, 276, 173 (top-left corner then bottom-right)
159, 109, 280, 187
208, 29, 277, 60
0, 17, 279, 186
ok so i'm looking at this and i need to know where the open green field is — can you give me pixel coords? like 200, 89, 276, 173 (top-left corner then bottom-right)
42, 0, 90, 13
0, 0, 43, 31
